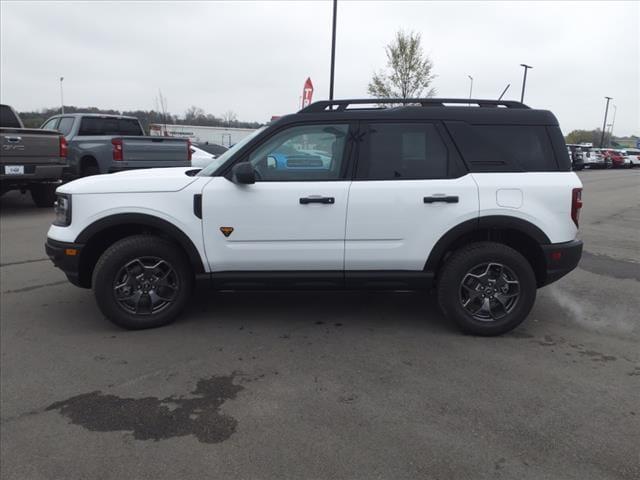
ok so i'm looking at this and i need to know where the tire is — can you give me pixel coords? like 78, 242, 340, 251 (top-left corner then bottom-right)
437, 242, 537, 336
92, 235, 193, 329
81, 161, 100, 177
30, 183, 58, 208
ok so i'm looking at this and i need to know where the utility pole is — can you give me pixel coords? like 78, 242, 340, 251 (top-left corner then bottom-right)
467, 75, 473, 102
608, 105, 617, 147
600, 96, 612, 147
519, 64, 533, 103
59, 77, 64, 114
329, 0, 337, 100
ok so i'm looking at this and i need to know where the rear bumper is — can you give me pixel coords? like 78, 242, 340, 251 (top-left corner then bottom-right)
45, 238, 85, 288
1, 164, 66, 189
540, 239, 583, 286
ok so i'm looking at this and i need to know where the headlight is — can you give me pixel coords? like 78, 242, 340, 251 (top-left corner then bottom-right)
53, 193, 72, 226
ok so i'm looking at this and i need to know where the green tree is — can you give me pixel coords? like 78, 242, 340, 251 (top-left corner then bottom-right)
368, 30, 436, 100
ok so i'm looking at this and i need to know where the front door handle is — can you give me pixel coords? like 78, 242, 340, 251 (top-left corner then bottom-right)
423, 195, 459, 204
300, 196, 335, 205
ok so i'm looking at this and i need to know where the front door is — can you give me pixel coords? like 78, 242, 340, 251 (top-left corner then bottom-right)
201, 123, 354, 272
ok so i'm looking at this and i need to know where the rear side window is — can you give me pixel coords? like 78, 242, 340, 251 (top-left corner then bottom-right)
357, 123, 448, 180
56, 117, 74, 136
0, 105, 21, 128
78, 117, 143, 136
446, 122, 561, 171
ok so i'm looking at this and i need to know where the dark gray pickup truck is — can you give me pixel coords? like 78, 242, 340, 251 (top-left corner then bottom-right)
1, 104, 67, 207
40, 113, 191, 178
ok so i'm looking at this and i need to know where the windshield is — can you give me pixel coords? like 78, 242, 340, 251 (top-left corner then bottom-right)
197, 126, 267, 176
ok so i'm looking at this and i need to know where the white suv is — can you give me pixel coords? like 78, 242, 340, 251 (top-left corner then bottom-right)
46, 98, 583, 336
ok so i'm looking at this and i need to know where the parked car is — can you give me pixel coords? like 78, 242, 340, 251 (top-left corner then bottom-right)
194, 143, 228, 157
566, 144, 585, 170
190, 145, 217, 169
40, 114, 191, 178
601, 149, 629, 168
0, 104, 68, 206
45, 98, 583, 336
621, 149, 640, 167
583, 148, 608, 169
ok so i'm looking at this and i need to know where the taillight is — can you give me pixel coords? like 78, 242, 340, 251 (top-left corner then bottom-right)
187, 139, 192, 163
112, 138, 123, 161
571, 188, 583, 228
59, 136, 68, 158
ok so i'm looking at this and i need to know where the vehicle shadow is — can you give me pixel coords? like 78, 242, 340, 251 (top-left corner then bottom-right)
0, 190, 49, 217
188, 288, 455, 335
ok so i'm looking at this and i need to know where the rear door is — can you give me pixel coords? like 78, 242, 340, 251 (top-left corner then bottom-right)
345, 121, 479, 271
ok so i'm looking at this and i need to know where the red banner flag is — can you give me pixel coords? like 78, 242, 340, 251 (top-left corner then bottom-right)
302, 77, 314, 108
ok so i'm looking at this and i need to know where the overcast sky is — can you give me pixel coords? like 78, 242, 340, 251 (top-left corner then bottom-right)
1, 1, 638, 135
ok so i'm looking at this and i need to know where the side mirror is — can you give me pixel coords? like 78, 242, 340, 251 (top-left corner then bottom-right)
231, 162, 256, 184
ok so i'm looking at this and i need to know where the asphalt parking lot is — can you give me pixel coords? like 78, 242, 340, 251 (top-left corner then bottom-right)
1, 170, 639, 480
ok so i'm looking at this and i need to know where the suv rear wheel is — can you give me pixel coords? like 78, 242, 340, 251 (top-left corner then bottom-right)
437, 242, 536, 336
92, 235, 193, 329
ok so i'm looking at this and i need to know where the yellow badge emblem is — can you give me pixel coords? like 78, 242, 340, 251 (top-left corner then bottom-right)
220, 227, 234, 237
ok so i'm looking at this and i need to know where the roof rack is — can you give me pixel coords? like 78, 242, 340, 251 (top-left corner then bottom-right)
299, 98, 530, 113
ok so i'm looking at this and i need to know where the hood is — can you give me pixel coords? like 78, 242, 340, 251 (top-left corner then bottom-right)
58, 167, 200, 194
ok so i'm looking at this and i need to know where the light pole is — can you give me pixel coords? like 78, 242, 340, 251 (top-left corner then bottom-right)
608, 105, 617, 147
600, 96, 612, 147
328, 0, 337, 101
467, 75, 473, 102
59, 76, 64, 114
519, 64, 533, 103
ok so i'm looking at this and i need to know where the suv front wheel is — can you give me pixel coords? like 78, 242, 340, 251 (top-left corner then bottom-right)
92, 235, 193, 329
437, 242, 536, 336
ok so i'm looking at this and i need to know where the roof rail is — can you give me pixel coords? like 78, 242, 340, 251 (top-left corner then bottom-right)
299, 98, 530, 113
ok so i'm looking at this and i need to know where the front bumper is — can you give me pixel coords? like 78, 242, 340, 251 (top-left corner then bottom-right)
45, 238, 85, 288
540, 239, 583, 286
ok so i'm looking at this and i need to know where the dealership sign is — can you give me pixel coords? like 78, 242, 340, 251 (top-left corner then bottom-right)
302, 78, 314, 108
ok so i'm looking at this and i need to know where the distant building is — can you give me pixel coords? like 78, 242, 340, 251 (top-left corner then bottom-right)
149, 123, 256, 147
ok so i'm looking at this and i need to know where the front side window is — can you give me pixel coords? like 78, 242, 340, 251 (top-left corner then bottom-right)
357, 123, 448, 180
248, 124, 349, 181
41, 118, 59, 131
56, 117, 74, 136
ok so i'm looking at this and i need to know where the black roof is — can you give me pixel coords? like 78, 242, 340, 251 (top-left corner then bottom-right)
276, 98, 559, 126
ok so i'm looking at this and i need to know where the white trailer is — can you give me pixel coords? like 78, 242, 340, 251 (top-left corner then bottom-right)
149, 123, 256, 147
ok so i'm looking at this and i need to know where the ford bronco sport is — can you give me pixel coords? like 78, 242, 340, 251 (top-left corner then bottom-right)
45, 99, 583, 336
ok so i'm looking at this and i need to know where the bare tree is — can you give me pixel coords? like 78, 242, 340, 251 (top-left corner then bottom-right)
368, 30, 436, 100
184, 106, 206, 124
154, 89, 169, 133
221, 110, 238, 127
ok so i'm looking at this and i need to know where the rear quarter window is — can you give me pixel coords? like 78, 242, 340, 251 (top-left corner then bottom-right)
445, 122, 563, 172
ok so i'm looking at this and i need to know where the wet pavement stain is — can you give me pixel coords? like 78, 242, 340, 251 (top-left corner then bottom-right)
46, 375, 244, 443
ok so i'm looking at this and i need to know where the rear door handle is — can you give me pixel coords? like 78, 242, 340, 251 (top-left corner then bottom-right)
300, 196, 335, 205
423, 195, 459, 204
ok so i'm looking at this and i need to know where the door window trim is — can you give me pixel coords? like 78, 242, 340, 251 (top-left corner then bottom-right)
223, 121, 358, 182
